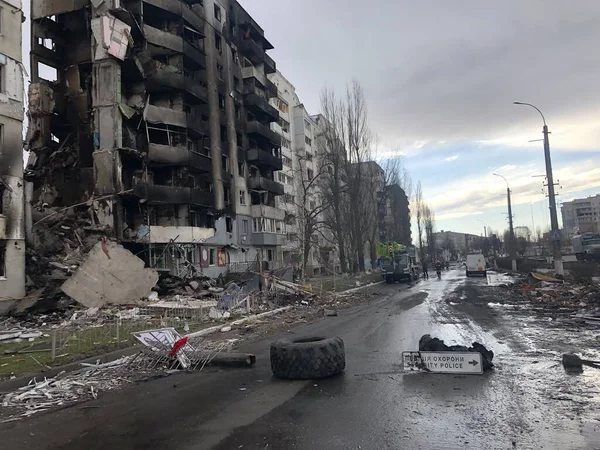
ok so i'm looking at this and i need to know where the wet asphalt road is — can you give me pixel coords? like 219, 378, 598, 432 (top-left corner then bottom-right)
1, 269, 600, 450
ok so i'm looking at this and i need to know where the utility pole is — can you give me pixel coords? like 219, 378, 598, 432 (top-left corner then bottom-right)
507, 186, 516, 270
494, 173, 517, 271
514, 102, 564, 275
542, 124, 563, 275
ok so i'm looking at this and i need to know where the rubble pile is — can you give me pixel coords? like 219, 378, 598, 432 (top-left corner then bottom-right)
509, 272, 600, 311
27, 208, 106, 295
1, 356, 134, 420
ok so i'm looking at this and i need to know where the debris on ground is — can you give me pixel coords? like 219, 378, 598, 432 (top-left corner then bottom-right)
529, 272, 563, 283
502, 270, 600, 320
562, 353, 600, 370
1, 356, 134, 420
61, 240, 159, 308
418, 334, 494, 370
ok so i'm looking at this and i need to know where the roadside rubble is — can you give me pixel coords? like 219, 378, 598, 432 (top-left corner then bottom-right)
1, 356, 134, 421
502, 271, 600, 324
0, 329, 255, 422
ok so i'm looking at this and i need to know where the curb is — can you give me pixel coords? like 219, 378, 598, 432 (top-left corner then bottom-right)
335, 280, 385, 295
186, 306, 293, 339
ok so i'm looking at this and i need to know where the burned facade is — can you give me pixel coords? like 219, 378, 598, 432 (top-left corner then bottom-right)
0, 0, 25, 304
27, 0, 284, 278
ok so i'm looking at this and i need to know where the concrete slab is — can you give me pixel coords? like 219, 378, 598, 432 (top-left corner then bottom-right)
61, 240, 158, 308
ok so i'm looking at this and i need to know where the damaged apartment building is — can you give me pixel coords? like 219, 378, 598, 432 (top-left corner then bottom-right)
27, 0, 285, 279
0, 0, 26, 303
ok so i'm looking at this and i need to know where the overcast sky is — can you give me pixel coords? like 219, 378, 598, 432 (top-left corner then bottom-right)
243, 0, 600, 236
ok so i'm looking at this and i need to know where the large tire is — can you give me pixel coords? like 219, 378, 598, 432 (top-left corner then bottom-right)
270, 336, 346, 380
385, 274, 393, 284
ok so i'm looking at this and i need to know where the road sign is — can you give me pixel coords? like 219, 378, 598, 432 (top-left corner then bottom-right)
550, 229, 561, 242
402, 351, 483, 374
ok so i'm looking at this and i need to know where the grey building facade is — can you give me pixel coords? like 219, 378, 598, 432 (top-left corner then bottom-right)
0, 0, 25, 304
27, 0, 284, 278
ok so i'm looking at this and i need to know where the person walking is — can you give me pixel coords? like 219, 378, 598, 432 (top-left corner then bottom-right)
422, 260, 429, 279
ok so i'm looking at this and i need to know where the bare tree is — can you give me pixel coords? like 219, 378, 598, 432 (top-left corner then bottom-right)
414, 181, 425, 261
423, 204, 436, 259
317, 88, 350, 273
291, 151, 332, 279
318, 81, 374, 273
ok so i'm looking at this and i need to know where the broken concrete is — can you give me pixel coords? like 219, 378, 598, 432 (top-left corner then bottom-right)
61, 240, 158, 308
419, 334, 494, 370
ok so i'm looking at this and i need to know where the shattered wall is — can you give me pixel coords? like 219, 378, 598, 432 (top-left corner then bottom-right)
24, 0, 284, 290
0, 0, 25, 303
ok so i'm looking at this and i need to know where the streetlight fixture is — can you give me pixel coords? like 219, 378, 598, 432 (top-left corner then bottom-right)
493, 173, 517, 271
513, 101, 563, 275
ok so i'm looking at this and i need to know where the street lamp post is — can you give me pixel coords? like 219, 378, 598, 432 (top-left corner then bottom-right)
493, 173, 517, 271
513, 102, 564, 276
477, 219, 487, 238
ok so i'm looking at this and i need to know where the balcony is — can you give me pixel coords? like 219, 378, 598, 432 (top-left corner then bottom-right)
247, 177, 284, 196
145, 67, 208, 104
246, 121, 280, 145
144, 105, 209, 135
140, 225, 215, 244
252, 232, 285, 246
143, 25, 206, 69
148, 144, 212, 172
266, 78, 278, 98
143, 0, 205, 33
241, 65, 266, 86
247, 148, 282, 171
244, 93, 279, 122
239, 38, 265, 64
133, 182, 214, 207
250, 205, 285, 221
264, 53, 276, 74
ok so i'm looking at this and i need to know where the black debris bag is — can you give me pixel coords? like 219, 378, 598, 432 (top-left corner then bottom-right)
419, 334, 494, 370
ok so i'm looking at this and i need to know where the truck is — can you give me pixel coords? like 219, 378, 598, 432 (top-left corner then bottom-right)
572, 233, 600, 261
465, 252, 486, 277
379, 244, 421, 283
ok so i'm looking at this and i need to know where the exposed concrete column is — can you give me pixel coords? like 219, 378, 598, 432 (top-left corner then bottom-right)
90, 8, 124, 236
0, 3, 26, 303
204, 23, 225, 210
224, 46, 239, 213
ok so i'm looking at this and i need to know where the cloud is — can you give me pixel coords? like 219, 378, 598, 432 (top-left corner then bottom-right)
243, 0, 600, 151
444, 155, 459, 162
427, 160, 600, 221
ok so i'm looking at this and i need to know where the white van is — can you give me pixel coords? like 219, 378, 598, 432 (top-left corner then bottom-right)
466, 253, 486, 277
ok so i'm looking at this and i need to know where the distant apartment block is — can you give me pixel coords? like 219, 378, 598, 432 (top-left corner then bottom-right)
562, 194, 600, 235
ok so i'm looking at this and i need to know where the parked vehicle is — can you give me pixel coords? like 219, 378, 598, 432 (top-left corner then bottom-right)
572, 233, 600, 261
381, 245, 421, 283
465, 253, 486, 277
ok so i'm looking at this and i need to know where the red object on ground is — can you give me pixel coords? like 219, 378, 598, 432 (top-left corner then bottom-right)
169, 337, 189, 356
